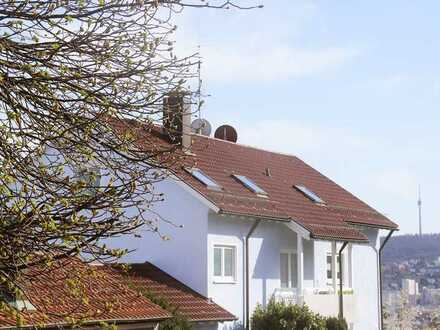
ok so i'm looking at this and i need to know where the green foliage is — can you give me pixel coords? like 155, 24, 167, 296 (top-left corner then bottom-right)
251, 299, 325, 330
126, 280, 192, 330
325, 317, 348, 330
160, 313, 192, 330
251, 299, 348, 330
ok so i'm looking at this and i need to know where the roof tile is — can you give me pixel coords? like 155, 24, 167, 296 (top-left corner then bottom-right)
115, 263, 237, 322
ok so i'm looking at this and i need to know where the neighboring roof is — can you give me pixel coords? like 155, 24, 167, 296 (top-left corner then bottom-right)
114, 263, 237, 323
111, 119, 398, 242
0, 258, 171, 329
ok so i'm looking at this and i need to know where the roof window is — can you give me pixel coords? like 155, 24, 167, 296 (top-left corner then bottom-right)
294, 185, 326, 205
232, 174, 267, 196
185, 168, 222, 191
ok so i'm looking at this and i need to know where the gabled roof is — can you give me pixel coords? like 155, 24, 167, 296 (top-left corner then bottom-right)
180, 135, 398, 242
111, 119, 398, 242
113, 262, 237, 323
0, 258, 170, 329
0, 258, 236, 329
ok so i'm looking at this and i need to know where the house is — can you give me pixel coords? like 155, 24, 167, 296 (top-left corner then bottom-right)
0, 258, 234, 329
107, 95, 399, 330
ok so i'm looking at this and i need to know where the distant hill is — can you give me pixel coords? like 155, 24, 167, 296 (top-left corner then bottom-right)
382, 233, 440, 263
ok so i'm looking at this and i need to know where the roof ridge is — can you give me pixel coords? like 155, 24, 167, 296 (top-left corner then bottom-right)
192, 133, 300, 159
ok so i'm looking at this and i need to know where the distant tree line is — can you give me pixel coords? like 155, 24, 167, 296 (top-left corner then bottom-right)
382, 234, 440, 263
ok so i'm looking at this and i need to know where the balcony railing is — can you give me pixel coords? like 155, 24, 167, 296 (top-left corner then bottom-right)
273, 288, 301, 305
272, 287, 356, 325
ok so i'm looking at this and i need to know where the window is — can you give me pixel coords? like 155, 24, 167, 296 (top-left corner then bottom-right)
294, 185, 326, 205
76, 167, 101, 195
185, 168, 222, 191
280, 251, 297, 288
326, 253, 344, 285
213, 245, 236, 282
232, 174, 267, 196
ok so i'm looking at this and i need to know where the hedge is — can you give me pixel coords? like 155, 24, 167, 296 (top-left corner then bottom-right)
251, 299, 348, 330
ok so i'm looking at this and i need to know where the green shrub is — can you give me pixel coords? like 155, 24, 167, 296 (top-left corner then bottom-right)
251, 298, 348, 330
251, 299, 325, 330
160, 313, 192, 330
325, 317, 348, 330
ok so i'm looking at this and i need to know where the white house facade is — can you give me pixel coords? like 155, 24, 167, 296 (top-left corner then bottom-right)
110, 172, 393, 330
107, 96, 398, 330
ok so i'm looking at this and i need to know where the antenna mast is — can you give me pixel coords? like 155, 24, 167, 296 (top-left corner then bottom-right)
196, 45, 202, 119
418, 185, 422, 236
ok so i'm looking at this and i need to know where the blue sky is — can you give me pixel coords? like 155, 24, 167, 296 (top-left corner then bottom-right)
174, 0, 439, 235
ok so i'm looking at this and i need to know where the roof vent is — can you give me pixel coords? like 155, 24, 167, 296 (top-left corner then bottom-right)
214, 125, 238, 143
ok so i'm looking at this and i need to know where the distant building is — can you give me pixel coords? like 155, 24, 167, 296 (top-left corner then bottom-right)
420, 287, 440, 306
402, 278, 419, 295
402, 279, 419, 305
383, 290, 401, 311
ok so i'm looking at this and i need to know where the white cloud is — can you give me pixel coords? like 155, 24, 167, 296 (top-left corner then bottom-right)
236, 119, 372, 156
172, 3, 360, 85
201, 45, 359, 84
364, 168, 419, 200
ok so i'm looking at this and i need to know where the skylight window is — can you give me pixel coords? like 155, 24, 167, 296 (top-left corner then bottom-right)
294, 185, 326, 205
185, 168, 222, 191
232, 174, 267, 196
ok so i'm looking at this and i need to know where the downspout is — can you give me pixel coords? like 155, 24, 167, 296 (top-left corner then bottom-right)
245, 219, 261, 330
378, 229, 395, 330
338, 242, 349, 320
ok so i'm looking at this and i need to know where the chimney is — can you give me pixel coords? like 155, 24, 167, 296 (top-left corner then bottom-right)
163, 92, 192, 151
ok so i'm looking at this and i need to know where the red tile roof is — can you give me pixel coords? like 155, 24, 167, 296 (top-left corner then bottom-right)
0, 259, 170, 329
175, 135, 398, 242
0, 258, 235, 328
110, 120, 398, 242
113, 263, 237, 323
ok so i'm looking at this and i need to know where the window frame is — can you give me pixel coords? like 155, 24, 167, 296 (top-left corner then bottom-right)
213, 244, 237, 284
76, 166, 101, 195
232, 174, 267, 197
280, 249, 298, 289
326, 251, 348, 287
294, 185, 326, 205
185, 167, 222, 191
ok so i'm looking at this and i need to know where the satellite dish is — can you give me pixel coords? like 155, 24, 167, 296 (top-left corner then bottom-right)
191, 118, 212, 136
214, 125, 238, 143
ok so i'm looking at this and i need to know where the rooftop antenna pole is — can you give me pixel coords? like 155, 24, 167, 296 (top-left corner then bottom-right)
197, 45, 202, 119
418, 185, 422, 236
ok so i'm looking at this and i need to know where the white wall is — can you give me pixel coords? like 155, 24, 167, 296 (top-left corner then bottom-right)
107, 176, 381, 330
194, 323, 223, 330
207, 215, 311, 329
107, 177, 210, 296
311, 231, 380, 330
352, 228, 380, 330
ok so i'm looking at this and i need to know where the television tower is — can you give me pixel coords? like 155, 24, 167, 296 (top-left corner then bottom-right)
418, 185, 422, 236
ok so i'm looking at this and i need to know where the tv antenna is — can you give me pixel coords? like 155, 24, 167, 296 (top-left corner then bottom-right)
195, 45, 211, 120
